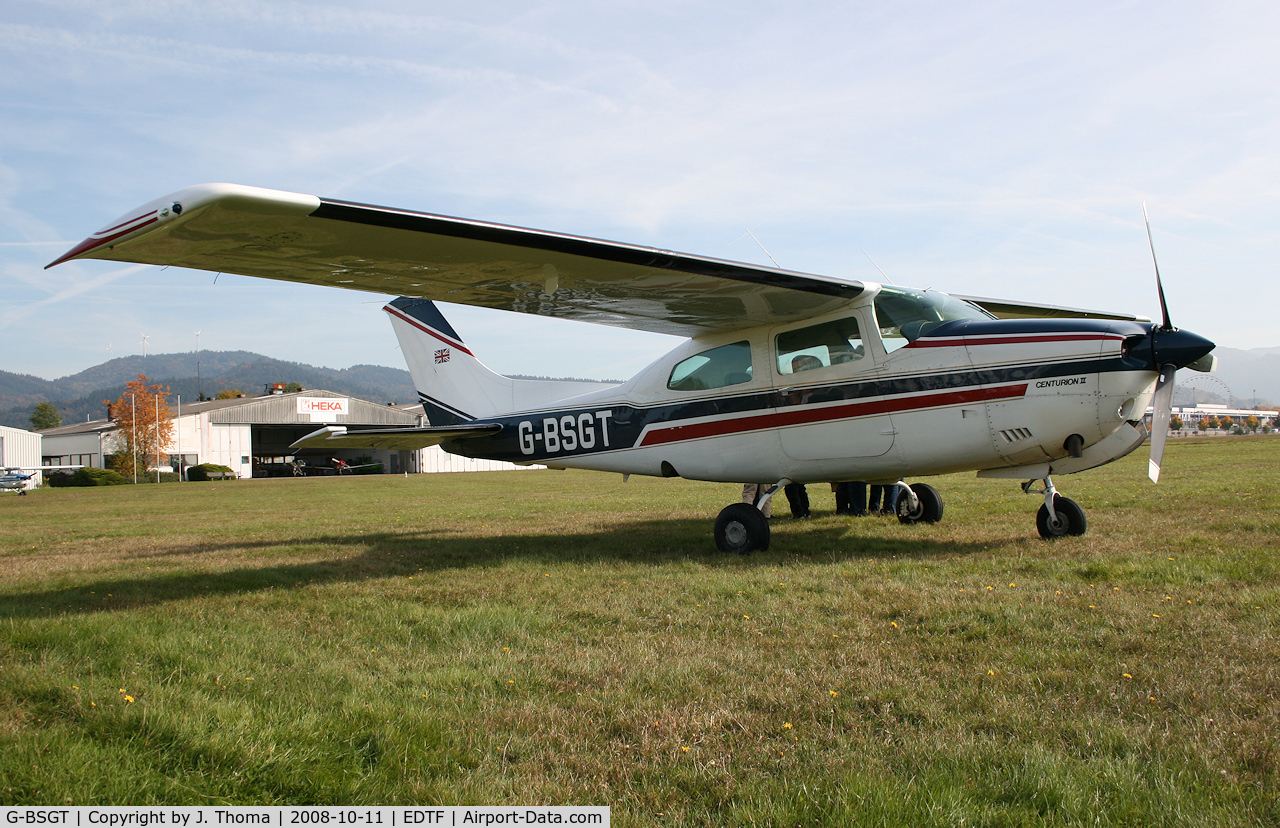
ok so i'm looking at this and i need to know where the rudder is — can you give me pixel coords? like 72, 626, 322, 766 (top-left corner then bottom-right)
384, 298, 516, 424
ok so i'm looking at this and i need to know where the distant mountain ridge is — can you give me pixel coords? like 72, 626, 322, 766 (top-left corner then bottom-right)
0, 352, 420, 428
0, 352, 619, 430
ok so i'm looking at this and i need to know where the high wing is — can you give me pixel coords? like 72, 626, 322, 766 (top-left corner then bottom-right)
291, 423, 503, 451
4, 465, 83, 472
49, 183, 865, 337
956, 294, 1151, 322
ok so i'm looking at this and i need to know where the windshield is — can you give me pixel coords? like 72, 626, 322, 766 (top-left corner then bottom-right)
873, 286, 991, 352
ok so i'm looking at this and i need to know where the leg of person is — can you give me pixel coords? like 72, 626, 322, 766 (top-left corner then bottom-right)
882, 484, 900, 515
851, 482, 868, 516
834, 482, 852, 514
784, 483, 801, 517
744, 482, 773, 519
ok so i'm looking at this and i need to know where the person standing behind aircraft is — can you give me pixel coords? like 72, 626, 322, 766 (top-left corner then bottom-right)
742, 483, 773, 518
784, 483, 811, 518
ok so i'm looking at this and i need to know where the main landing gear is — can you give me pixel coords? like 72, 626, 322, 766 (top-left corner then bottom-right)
893, 481, 944, 525
713, 478, 949, 553
714, 479, 787, 554
1023, 475, 1087, 539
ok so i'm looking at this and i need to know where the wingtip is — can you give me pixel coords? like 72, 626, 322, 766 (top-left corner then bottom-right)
46, 236, 99, 269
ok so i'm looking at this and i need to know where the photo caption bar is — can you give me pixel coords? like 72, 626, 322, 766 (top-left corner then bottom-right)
1, 808, 608, 828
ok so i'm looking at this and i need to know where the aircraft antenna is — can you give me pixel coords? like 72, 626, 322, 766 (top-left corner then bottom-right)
745, 229, 781, 269
861, 248, 896, 285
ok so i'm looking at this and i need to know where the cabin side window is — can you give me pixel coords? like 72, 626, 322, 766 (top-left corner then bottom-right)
667, 341, 754, 391
775, 316, 865, 375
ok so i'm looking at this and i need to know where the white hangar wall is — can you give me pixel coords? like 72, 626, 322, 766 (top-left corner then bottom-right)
418, 444, 542, 473
0, 425, 42, 489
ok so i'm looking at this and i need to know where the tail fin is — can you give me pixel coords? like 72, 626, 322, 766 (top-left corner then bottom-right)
385, 298, 515, 424
385, 298, 620, 425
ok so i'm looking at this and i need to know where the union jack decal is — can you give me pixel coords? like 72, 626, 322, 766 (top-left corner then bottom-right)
434, 348, 451, 364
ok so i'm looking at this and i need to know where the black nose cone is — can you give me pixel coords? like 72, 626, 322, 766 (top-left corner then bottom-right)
1153, 328, 1215, 369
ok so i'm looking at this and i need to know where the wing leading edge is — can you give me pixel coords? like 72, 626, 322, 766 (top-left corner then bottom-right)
49, 183, 863, 337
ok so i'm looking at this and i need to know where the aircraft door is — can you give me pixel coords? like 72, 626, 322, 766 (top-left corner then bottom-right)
869, 290, 992, 474
772, 312, 895, 469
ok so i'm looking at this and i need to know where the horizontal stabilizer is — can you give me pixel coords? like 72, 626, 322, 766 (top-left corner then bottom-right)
291, 423, 502, 451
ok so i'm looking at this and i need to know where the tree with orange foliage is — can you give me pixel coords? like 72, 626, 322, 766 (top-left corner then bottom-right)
104, 373, 174, 482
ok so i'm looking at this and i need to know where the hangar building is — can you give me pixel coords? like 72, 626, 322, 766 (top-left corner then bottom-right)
0, 424, 42, 490
40, 389, 540, 478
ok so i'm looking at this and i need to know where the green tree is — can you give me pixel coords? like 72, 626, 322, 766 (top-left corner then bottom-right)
1169, 415, 1183, 431
29, 401, 62, 430
215, 388, 244, 400
284, 381, 304, 393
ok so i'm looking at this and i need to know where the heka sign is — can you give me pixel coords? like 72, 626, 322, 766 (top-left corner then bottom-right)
298, 397, 349, 422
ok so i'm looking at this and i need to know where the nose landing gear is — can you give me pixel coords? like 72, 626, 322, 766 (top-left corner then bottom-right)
1023, 475, 1087, 539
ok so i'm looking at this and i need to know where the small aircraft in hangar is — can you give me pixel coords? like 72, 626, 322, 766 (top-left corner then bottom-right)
49, 184, 1217, 552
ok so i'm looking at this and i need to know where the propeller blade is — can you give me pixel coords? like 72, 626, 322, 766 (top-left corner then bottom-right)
1148, 364, 1177, 483
1143, 203, 1173, 331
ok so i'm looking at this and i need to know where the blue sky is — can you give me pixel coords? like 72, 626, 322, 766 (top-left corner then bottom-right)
4, 1, 1278, 381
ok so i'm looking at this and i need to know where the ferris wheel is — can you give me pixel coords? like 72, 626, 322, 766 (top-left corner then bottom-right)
1179, 373, 1233, 407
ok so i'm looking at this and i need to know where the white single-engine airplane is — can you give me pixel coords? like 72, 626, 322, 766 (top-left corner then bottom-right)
49, 184, 1216, 551
1, 465, 83, 494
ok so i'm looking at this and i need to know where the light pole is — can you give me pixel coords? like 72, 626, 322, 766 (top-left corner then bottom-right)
130, 394, 137, 484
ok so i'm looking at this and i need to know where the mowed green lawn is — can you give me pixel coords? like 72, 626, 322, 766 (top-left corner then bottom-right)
1, 437, 1277, 825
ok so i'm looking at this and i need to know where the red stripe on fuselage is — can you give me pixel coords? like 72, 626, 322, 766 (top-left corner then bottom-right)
906, 333, 1125, 348
384, 305, 475, 356
638, 383, 1027, 447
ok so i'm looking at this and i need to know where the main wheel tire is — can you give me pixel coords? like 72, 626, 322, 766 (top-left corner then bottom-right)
895, 483, 944, 525
1036, 495, 1087, 539
714, 502, 771, 554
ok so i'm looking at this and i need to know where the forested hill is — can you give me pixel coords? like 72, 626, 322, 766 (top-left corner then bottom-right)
0, 352, 618, 430
0, 352, 419, 428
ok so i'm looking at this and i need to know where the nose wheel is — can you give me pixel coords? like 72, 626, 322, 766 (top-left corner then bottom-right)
1024, 476, 1088, 539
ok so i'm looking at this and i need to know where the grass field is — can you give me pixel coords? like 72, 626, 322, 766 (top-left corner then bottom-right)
2, 437, 1277, 825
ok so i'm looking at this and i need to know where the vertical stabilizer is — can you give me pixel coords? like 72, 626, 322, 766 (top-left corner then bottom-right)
384, 298, 516, 424
385, 298, 622, 425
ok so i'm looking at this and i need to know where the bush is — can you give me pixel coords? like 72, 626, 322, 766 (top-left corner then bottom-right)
135, 471, 183, 484
187, 463, 236, 482
46, 468, 130, 487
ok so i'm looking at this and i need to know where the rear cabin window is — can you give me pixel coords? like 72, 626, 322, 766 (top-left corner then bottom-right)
667, 341, 753, 391
775, 317, 865, 375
